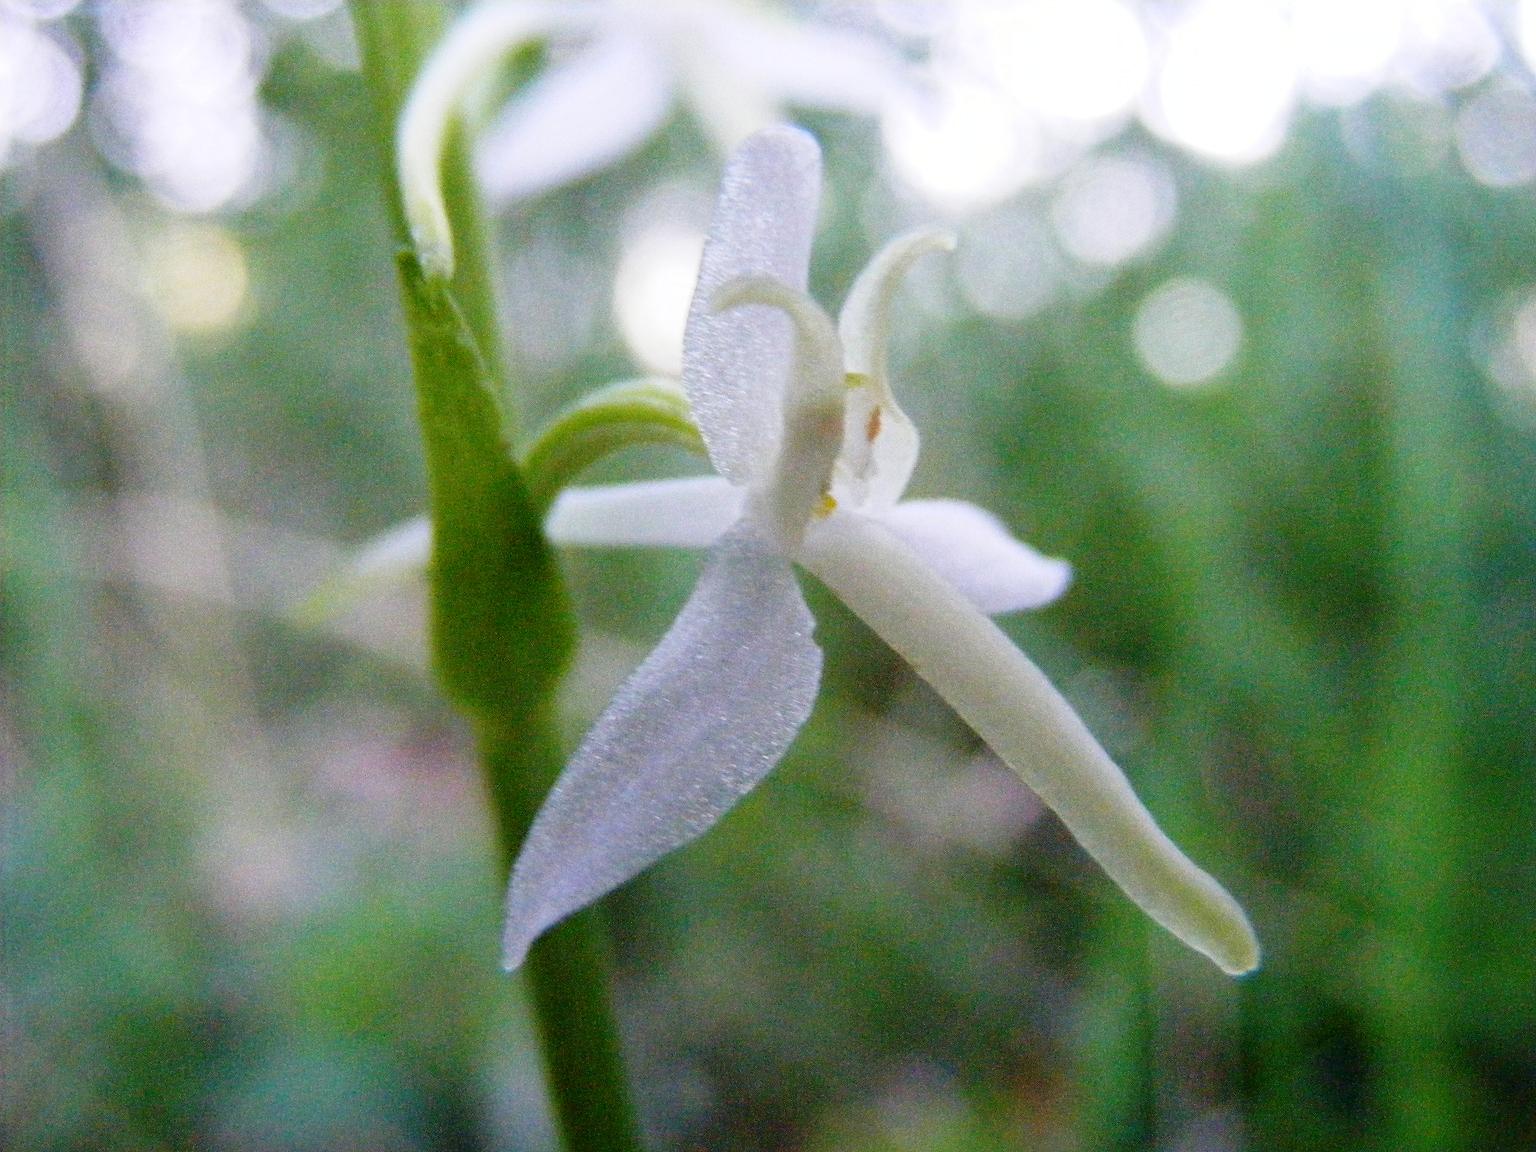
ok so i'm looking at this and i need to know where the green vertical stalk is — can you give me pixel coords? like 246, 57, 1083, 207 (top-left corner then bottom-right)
1074, 899, 1154, 1152
1355, 198, 1478, 1152
479, 712, 644, 1151
348, 6, 644, 1151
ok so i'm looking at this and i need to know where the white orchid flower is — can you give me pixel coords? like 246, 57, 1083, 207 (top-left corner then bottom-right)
399, 0, 912, 274
501, 125, 1259, 977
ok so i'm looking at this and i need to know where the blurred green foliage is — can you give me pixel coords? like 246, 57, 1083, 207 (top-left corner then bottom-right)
4, 10, 1535, 1152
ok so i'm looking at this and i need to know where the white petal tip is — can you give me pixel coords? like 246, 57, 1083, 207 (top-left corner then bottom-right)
1222, 952, 1262, 977
1209, 918, 1262, 977
502, 929, 534, 973
865, 501, 1074, 615
1174, 881, 1261, 976
400, 165, 455, 280
404, 198, 455, 280
416, 238, 454, 282
749, 122, 821, 160
1037, 559, 1073, 606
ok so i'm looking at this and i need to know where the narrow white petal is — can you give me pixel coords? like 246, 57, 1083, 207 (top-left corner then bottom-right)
544, 476, 744, 549
682, 125, 822, 486
799, 515, 1259, 975
298, 517, 430, 621
475, 33, 676, 204
397, 1, 590, 276
833, 227, 954, 508
504, 525, 822, 969
868, 500, 1071, 615
839, 226, 955, 383
707, 16, 915, 116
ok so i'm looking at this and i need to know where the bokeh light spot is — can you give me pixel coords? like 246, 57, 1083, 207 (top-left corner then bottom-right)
1150, 1, 1298, 165
0, 19, 83, 157
1291, 0, 1402, 106
259, 0, 343, 19
883, 72, 1036, 212
1052, 153, 1176, 267
1484, 285, 1536, 424
1454, 85, 1536, 188
613, 224, 705, 376
93, 0, 267, 213
968, 0, 1148, 125
145, 223, 250, 333
2, 0, 82, 17
1395, 0, 1499, 96
955, 209, 1061, 321
1134, 277, 1242, 388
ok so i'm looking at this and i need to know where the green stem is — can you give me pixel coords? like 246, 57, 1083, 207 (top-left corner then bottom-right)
479, 712, 645, 1151
348, 6, 644, 1151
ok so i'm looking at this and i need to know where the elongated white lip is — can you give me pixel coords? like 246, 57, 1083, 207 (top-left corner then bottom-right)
800, 511, 1260, 975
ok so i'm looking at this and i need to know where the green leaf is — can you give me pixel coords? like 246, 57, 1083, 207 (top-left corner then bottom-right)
397, 251, 573, 715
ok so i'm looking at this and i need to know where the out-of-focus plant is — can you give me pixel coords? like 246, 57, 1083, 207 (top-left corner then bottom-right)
396, 0, 913, 274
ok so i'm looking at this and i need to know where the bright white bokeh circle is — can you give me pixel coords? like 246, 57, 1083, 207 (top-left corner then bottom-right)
1134, 277, 1243, 388
613, 224, 706, 377
1052, 154, 1177, 267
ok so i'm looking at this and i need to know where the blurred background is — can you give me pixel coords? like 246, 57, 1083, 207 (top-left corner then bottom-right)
4, 1, 1535, 1149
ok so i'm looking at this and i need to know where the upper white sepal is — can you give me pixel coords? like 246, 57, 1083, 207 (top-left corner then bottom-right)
682, 125, 822, 486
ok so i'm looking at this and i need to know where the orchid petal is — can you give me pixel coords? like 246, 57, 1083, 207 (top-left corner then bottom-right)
682, 125, 822, 486
800, 514, 1259, 975
834, 227, 954, 508
839, 226, 955, 386
504, 525, 822, 969
545, 476, 744, 549
707, 17, 915, 117
865, 500, 1072, 615
475, 32, 676, 204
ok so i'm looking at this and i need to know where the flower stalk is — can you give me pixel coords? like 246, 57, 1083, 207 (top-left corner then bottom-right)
348, 5, 643, 1151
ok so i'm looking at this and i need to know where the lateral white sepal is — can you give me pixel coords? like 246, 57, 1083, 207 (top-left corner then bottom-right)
503, 524, 821, 969
545, 476, 744, 549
